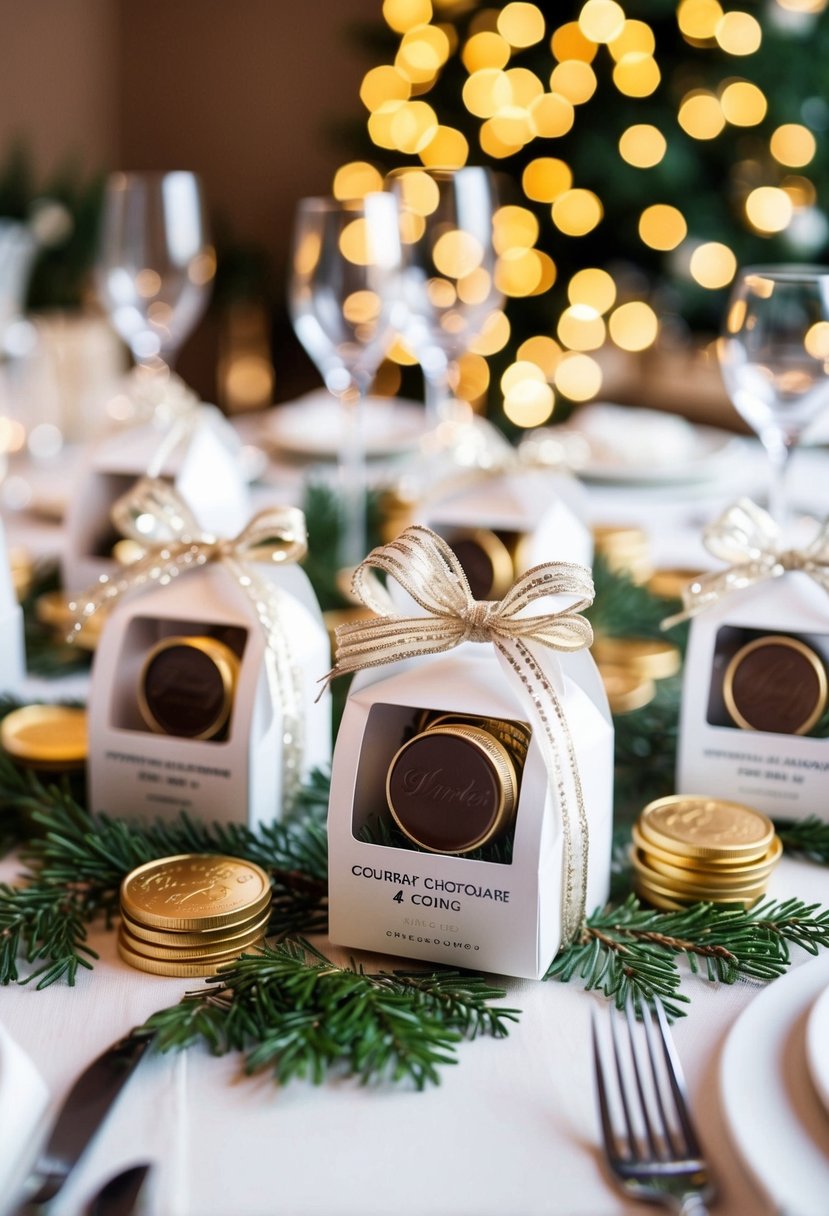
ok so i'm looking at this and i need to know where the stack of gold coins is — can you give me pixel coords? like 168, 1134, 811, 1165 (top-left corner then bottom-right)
118, 854, 272, 977
592, 524, 653, 584
632, 795, 782, 910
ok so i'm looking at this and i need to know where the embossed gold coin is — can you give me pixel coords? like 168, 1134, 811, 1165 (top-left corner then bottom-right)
638, 795, 774, 863
120, 855, 272, 931
591, 637, 681, 681
120, 906, 271, 949
632, 824, 782, 879
631, 849, 772, 897
633, 870, 766, 911
116, 931, 257, 977
119, 919, 266, 961
1, 704, 87, 770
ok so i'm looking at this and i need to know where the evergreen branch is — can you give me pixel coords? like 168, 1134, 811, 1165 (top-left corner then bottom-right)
139, 937, 520, 1091
547, 895, 829, 1019
773, 817, 829, 864
1, 767, 330, 987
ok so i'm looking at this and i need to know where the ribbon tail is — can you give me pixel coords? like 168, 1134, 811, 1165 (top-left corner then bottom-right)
493, 636, 589, 947
223, 555, 305, 812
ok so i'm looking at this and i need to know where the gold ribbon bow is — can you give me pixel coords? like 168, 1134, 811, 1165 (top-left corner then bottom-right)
326, 525, 595, 945
69, 477, 309, 810
662, 498, 829, 629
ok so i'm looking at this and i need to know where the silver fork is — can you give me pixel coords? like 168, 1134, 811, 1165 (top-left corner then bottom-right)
591, 995, 716, 1215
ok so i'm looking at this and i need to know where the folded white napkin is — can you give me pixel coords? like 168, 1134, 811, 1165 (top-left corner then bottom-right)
0, 1022, 49, 1213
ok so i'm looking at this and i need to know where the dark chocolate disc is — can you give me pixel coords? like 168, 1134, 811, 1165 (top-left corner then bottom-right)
724, 635, 827, 736
386, 726, 515, 854
139, 637, 237, 739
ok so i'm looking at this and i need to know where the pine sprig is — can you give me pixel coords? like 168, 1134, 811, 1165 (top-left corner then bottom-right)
547, 895, 829, 1019
1, 765, 331, 987
773, 816, 829, 864
139, 937, 520, 1090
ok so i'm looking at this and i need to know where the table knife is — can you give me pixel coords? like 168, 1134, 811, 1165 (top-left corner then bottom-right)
11, 1032, 150, 1215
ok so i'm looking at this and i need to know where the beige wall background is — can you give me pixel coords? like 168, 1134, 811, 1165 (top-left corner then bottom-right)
0, 0, 380, 399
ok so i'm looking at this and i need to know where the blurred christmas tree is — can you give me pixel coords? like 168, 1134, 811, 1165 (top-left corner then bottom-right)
333, 0, 829, 428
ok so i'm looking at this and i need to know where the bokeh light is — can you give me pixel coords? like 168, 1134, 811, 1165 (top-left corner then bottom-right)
557, 304, 606, 350
770, 123, 817, 167
551, 21, 598, 63
497, 2, 546, 48
608, 301, 659, 350
568, 267, 617, 313
578, 0, 626, 44
715, 10, 762, 55
383, 0, 432, 34
619, 124, 667, 167
554, 351, 603, 399
678, 91, 725, 139
462, 31, 511, 71
522, 157, 573, 201
552, 188, 603, 235
720, 81, 767, 127
689, 241, 737, 288
639, 204, 688, 250
745, 186, 793, 233
333, 162, 384, 200
549, 60, 598, 104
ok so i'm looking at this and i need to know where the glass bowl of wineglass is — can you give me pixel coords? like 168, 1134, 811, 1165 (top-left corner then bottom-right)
388, 167, 502, 418
288, 191, 402, 566
718, 264, 829, 527
96, 170, 215, 411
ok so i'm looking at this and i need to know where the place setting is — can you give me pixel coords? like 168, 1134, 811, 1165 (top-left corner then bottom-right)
3, 3, 829, 1214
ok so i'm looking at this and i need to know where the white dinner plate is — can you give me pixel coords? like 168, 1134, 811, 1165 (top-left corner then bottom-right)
576, 425, 741, 485
720, 952, 829, 1216
260, 391, 428, 458
806, 981, 829, 1115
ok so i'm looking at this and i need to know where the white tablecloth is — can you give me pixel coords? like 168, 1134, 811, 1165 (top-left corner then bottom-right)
2, 421, 829, 1215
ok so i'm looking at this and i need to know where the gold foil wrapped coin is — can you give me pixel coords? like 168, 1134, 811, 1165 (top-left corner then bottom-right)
120, 854, 272, 931
592, 525, 653, 584
633, 871, 765, 912
598, 664, 656, 715
119, 919, 267, 960
120, 906, 271, 949
631, 849, 772, 898
0, 705, 87, 771
631, 823, 782, 878
723, 634, 827, 736
116, 931, 258, 978
638, 795, 774, 863
647, 568, 704, 602
591, 637, 681, 681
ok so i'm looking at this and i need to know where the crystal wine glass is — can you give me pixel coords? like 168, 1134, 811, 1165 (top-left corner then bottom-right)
96, 171, 215, 392
288, 192, 402, 567
718, 264, 829, 526
388, 166, 503, 429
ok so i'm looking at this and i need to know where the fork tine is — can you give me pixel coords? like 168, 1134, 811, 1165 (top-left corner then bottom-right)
608, 998, 639, 1157
591, 1010, 621, 1162
652, 995, 703, 1157
623, 995, 661, 1159
639, 995, 685, 1159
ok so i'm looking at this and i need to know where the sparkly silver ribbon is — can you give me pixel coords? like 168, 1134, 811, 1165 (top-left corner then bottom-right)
662, 498, 829, 629
68, 477, 309, 812
324, 525, 595, 944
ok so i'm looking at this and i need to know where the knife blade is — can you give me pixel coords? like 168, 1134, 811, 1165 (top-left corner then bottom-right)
85, 1164, 152, 1216
12, 1032, 150, 1215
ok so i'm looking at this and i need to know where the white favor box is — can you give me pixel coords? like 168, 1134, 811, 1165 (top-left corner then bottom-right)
420, 468, 592, 571
0, 518, 25, 695
677, 572, 829, 821
62, 405, 250, 593
87, 560, 331, 828
328, 644, 613, 980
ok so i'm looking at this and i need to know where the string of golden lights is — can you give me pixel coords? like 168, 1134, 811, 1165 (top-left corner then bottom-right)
332, 0, 826, 428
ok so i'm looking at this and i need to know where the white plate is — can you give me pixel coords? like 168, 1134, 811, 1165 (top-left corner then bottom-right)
806, 981, 829, 1115
260, 391, 427, 458
576, 425, 741, 484
720, 952, 829, 1216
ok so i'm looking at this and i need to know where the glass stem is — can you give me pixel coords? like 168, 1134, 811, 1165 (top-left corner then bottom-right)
765, 435, 794, 532
424, 358, 466, 427
339, 382, 367, 570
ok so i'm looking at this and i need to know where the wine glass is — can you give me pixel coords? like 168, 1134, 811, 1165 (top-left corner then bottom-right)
388, 166, 503, 429
96, 171, 215, 401
288, 192, 402, 567
718, 265, 829, 527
